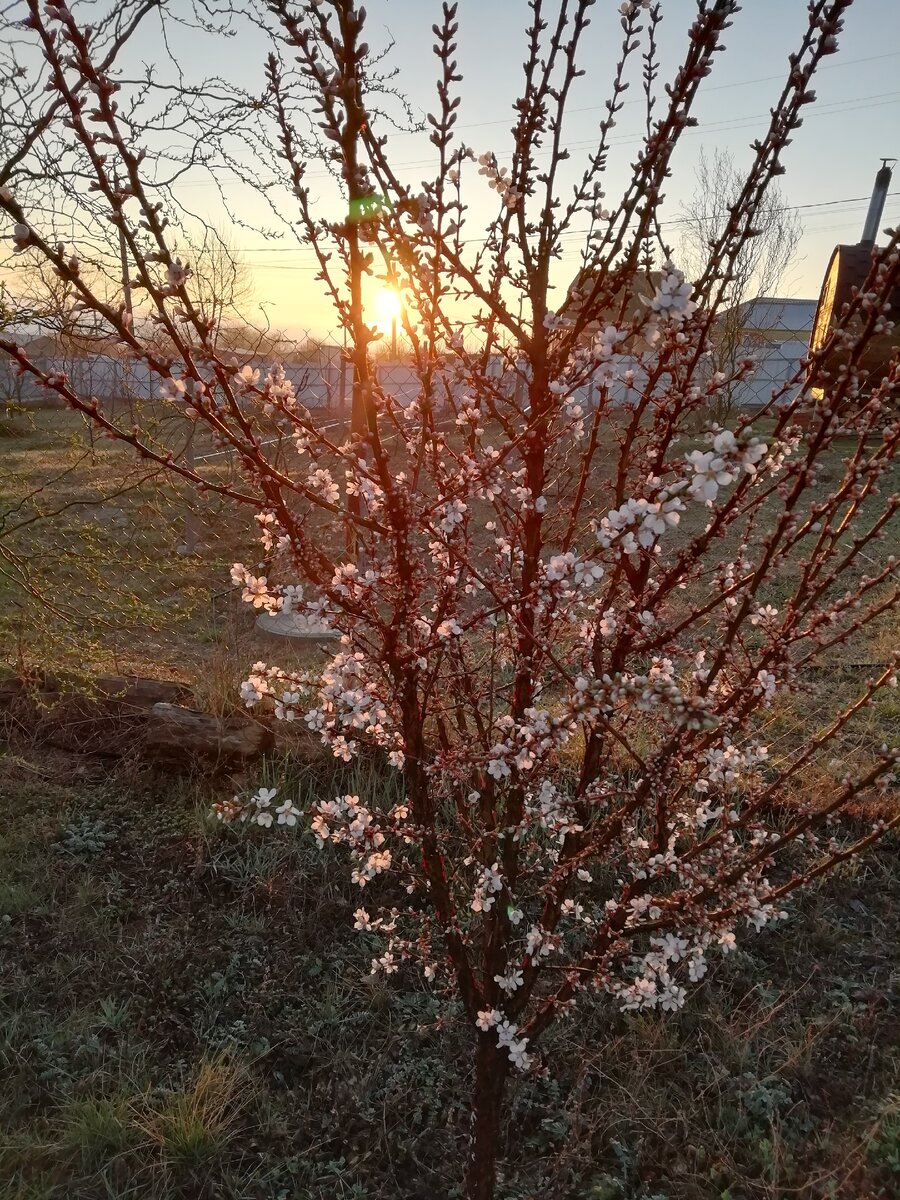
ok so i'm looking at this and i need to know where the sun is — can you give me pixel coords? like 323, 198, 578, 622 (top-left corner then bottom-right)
375, 286, 401, 325
373, 286, 402, 353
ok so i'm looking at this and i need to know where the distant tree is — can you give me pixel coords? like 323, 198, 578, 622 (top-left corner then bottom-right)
0, 253, 111, 406
178, 226, 256, 348
680, 148, 803, 418
1, 4, 898, 1200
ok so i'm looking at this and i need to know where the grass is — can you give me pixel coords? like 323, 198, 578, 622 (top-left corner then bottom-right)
130, 1053, 253, 1169
3, 407, 898, 695
0, 744, 897, 1199
0, 407, 256, 682
1, 407, 898, 1195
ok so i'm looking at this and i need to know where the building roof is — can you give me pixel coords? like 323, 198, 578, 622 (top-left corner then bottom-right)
734, 297, 817, 333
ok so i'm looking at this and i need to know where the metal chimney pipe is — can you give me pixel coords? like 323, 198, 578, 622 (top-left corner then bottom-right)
860, 158, 895, 245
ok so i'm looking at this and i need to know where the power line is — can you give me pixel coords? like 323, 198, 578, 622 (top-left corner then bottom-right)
214, 192, 900, 266
225, 188, 900, 256
387, 50, 900, 136
169, 86, 900, 192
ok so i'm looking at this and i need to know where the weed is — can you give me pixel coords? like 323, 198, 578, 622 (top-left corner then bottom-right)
60, 1096, 137, 1169
209, 838, 297, 890
869, 1096, 900, 1179
53, 814, 116, 862
0, 878, 41, 918
131, 1053, 253, 1169
93, 998, 132, 1034
0, 750, 897, 1198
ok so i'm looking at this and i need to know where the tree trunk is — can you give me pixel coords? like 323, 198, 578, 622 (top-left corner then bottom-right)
464, 1035, 510, 1200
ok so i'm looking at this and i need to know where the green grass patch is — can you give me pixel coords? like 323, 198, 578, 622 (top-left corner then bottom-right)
0, 748, 897, 1198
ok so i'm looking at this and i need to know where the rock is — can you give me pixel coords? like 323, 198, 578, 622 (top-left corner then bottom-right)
0, 673, 310, 772
0, 672, 62, 707
1, 674, 195, 757
94, 676, 192, 708
0, 673, 190, 711
145, 703, 274, 766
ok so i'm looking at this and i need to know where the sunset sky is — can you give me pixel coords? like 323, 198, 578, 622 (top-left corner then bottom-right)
151, 1, 900, 337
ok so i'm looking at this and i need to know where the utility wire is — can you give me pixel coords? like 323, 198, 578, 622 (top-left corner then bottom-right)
231, 191, 900, 253
213, 192, 900, 269
170, 87, 900, 191
388, 49, 900, 135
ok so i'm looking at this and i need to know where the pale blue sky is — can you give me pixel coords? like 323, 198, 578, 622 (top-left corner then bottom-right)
157, 0, 900, 334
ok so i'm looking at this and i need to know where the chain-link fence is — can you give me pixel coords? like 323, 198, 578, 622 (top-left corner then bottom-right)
0, 333, 459, 693
716, 297, 817, 408
0, 311, 818, 690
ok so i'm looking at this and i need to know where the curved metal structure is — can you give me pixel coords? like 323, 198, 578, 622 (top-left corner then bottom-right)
808, 161, 899, 401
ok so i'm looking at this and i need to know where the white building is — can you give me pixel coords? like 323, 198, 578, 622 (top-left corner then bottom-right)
725, 297, 816, 407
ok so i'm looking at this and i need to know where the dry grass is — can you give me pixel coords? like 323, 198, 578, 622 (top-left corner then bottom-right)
0, 407, 252, 680
0, 747, 896, 1199
130, 1053, 254, 1168
1, 403, 898, 1197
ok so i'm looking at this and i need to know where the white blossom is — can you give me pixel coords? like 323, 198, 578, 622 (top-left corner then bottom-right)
476, 1008, 501, 1031
494, 969, 525, 994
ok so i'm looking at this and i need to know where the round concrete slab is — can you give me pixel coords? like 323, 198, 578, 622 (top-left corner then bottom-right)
255, 610, 340, 642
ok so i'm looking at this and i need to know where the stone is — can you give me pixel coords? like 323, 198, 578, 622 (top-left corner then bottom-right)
145, 703, 274, 766
93, 676, 192, 707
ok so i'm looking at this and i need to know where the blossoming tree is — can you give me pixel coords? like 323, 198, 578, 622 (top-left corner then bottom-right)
1, 1, 898, 1196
